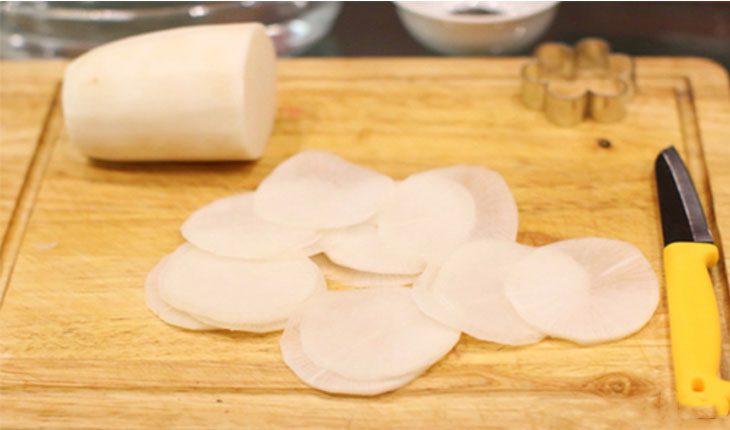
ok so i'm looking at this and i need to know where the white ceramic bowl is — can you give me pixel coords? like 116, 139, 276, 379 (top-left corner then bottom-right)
395, 1, 559, 55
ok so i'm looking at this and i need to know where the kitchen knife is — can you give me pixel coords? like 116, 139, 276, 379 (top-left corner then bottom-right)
655, 146, 730, 416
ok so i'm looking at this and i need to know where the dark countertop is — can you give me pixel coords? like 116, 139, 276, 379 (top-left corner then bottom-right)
305, 2, 730, 71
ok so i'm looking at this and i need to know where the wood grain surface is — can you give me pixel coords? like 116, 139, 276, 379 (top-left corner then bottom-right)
0, 61, 65, 285
1, 58, 729, 429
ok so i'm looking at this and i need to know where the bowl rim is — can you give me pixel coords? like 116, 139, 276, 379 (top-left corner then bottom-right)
394, 1, 560, 24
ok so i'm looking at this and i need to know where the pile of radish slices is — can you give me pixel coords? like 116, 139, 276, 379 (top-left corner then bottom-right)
145, 150, 659, 395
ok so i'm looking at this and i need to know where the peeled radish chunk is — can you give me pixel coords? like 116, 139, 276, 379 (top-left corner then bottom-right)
280, 314, 422, 396
377, 174, 476, 264
157, 244, 325, 332
144, 256, 212, 331
504, 238, 659, 345
181, 193, 319, 259
311, 254, 415, 287
428, 166, 518, 241
413, 240, 544, 345
62, 23, 276, 161
322, 224, 424, 275
254, 151, 395, 229
298, 287, 460, 380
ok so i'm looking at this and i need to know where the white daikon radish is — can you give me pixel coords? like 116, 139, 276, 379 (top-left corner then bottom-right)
144, 255, 212, 331
321, 224, 424, 275
427, 166, 519, 241
298, 287, 460, 380
504, 237, 659, 345
414, 240, 544, 345
254, 151, 395, 229
181, 193, 319, 259
410, 266, 465, 330
377, 173, 476, 264
280, 314, 423, 396
310, 254, 415, 287
62, 23, 276, 161
300, 239, 325, 257
157, 244, 326, 332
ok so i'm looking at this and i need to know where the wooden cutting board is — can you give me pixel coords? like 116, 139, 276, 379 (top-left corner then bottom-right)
1, 58, 729, 429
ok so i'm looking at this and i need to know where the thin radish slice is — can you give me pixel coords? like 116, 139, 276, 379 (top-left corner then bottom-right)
301, 239, 325, 257
310, 254, 415, 287
298, 287, 460, 380
144, 255, 213, 331
280, 314, 423, 396
192, 314, 289, 333
322, 224, 424, 275
157, 243, 326, 332
427, 166, 518, 241
181, 192, 320, 259
377, 173, 476, 264
411, 265, 465, 331
504, 237, 659, 345
421, 240, 544, 345
254, 151, 395, 229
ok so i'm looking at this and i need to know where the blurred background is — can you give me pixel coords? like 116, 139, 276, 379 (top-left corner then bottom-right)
1, 1, 729, 69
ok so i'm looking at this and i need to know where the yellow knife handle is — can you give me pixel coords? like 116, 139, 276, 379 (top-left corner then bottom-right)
664, 241, 730, 416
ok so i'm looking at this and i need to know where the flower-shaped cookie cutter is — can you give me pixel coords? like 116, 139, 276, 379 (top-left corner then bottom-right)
520, 38, 635, 126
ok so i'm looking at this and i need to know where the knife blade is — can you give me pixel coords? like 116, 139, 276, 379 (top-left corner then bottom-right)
655, 146, 730, 416
656, 146, 713, 245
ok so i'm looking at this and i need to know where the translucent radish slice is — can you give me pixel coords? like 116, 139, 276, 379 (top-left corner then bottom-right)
427, 166, 518, 241
144, 255, 213, 331
299, 287, 460, 380
191, 314, 289, 333
420, 240, 544, 345
254, 151, 395, 229
322, 224, 424, 275
157, 244, 326, 332
181, 192, 320, 259
301, 239, 325, 257
504, 237, 659, 345
310, 254, 415, 287
280, 314, 423, 396
377, 173, 476, 264
411, 265, 465, 331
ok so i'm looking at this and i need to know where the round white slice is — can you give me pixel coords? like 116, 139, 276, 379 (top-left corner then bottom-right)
311, 254, 415, 287
192, 314, 290, 333
301, 239, 325, 257
411, 265, 465, 331
157, 244, 326, 332
427, 165, 518, 241
280, 314, 423, 396
298, 287, 460, 380
144, 255, 213, 331
504, 237, 659, 345
425, 240, 544, 345
181, 192, 320, 259
322, 224, 424, 275
254, 150, 395, 229
377, 173, 477, 264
